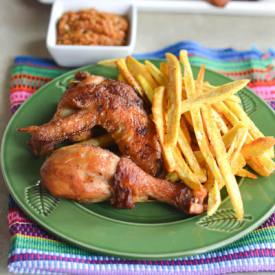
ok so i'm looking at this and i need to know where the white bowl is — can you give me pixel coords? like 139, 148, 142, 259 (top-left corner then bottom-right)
46, 0, 137, 67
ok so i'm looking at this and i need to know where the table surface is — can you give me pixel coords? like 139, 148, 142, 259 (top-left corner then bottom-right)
0, 1, 274, 274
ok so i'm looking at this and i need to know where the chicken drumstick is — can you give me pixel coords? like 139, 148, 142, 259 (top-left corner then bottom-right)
41, 144, 206, 215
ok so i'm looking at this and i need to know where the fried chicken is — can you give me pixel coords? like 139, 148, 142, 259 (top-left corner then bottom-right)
19, 72, 162, 176
24, 72, 106, 155
53, 71, 106, 120
41, 144, 206, 215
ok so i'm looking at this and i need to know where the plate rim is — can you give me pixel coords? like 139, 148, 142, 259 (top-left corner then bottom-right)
1, 61, 275, 259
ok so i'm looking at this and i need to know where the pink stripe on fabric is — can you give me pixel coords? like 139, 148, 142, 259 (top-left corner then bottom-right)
245, 86, 274, 102
8, 210, 33, 224
252, 86, 275, 92
10, 91, 32, 107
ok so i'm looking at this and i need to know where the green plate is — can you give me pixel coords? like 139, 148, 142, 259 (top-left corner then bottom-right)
1, 61, 275, 259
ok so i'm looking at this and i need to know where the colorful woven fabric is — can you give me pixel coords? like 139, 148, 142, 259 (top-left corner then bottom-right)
7, 41, 275, 274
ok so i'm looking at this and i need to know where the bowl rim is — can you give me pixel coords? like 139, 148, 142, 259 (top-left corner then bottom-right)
46, 0, 137, 50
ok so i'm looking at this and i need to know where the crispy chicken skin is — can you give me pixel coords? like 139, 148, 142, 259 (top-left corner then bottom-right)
53, 72, 106, 120
19, 73, 162, 176
22, 73, 106, 155
41, 144, 206, 215
111, 157, 206, 214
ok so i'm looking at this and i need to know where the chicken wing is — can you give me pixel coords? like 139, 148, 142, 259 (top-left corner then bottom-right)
53, 71, 106, 120
19, 74, 162, 176
41, 144, 206, 215
52, 72, 107, 144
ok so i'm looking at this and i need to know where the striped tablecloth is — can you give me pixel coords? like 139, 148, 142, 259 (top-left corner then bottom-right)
7, 41, 275, 274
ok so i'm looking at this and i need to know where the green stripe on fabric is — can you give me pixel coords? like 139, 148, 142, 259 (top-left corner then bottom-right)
11, 227, 275, 255
11, 77, 49, 87
221, 227, 275, 250
11, 236, 91, 256
11, 59, 272, 79
189, 56, 272, 71
11, 66, 68, 78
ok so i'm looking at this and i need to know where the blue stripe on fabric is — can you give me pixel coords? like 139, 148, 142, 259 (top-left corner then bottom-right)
14, 56, 57, 67
134, 41, 264, 60
268, 48, 275, 57
8, 257, 275, 274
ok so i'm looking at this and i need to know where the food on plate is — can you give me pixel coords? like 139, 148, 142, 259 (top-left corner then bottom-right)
52, 72, 106, 143
144, 60, 166, 85
152, 85, 204, 191
115, 59, 144, 97
112, 51, 275, 219
242, 137, 275, 159
81, 133, 114, 148
19, 73, 162, 176
164, 53, 182, 147
202, 105, 244, 220
227, 127, 248, 174
57, 9, 128, 46
20, 50, 275, 220
207, 180, 221, 216
182, 51, 244, 219
41, 144, 206, 215
180, 79, 249, 113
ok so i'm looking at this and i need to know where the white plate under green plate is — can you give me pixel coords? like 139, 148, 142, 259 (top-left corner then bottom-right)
1, 61, 275, 259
